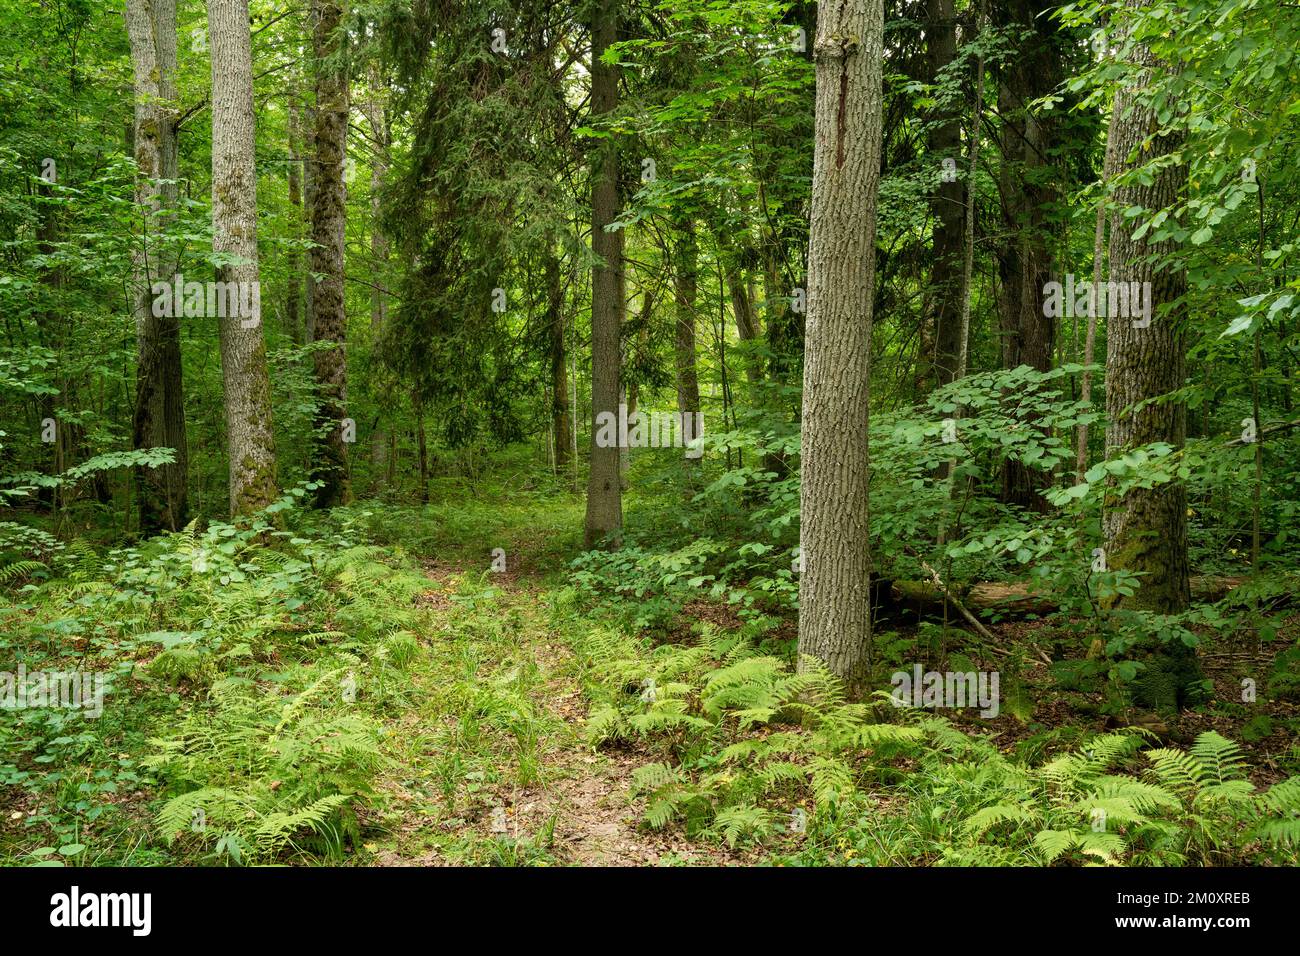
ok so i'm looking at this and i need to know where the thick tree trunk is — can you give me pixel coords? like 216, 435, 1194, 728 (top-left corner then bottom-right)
207, 0, 278, 515
797, 0, 885, 690
127, 0, 188, 533
1103, 4, 1197, 710
583, 0, 624, 548
1103, 35, 1190, 614
995, 0, 1060, 511
309, 0, 350, 507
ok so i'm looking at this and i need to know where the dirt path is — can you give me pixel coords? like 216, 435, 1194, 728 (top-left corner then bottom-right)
367, 559, 741, 867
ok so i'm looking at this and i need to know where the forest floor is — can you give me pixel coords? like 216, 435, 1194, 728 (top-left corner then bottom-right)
3, 483, 1298, 867
363, 550, 746, 866
353, 492, 1300, 865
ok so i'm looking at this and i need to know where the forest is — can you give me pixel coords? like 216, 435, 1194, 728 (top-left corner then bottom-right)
1, 0, 1299, 872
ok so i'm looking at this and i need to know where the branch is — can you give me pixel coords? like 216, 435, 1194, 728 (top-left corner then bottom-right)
1224, 416, 1300, 447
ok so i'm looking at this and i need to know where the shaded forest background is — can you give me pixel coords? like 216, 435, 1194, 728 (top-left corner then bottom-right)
2, 0, 1300, 867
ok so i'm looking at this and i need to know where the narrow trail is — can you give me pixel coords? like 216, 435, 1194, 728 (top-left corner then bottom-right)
366, 552, 740, 867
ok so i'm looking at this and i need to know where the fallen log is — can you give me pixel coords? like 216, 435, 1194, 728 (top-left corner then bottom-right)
887, 575, 1249, 620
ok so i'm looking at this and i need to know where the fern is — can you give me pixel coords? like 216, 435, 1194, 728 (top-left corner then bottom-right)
0, 559, 46, 584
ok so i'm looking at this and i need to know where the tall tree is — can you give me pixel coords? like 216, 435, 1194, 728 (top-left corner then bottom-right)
917, 0, 964, 393
309, 0, 351, 507
1102, 11, 1190, 615
207, 0, 278, 514
362, 64, 391, 481
797, 0, 885, 689
994, 0, 1062, 510
126, 0, 188, 532
673, 218, 700, 471
286, 96, 304, 344
546, 241, 572, 473
583, 0, 624, 548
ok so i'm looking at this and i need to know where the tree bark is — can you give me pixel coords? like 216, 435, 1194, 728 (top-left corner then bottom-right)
309, 0, 351, 507
673, 219, 701, 472
994, 0, 1061, 511
918, 0, 964, 394
546, 241, 572, 472
303, 100, 318, 342
207, 0, 278, 515
364, 66, 390, 481
127, 0, 188, 533
797, 0, 885, 690
287, 97, 303, 344
583, 0, 624, 548
1102, 13, 1190, 617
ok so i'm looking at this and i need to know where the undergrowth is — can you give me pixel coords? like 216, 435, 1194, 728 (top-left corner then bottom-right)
556, 590, 1300, 866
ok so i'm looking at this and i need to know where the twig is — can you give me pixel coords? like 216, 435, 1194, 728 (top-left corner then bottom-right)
914, 554, 1053, 666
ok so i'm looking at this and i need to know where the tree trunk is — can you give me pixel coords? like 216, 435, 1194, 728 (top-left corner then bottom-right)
918, 0, 965, 394
1101, 2, 1202, 714
287, 97, 303, 344
303, 100, 318, 343
207, 0, 278, 515
583, 0, 624, 549
727, 268, 762, 384
127, 0, 188, 533
365, 66, 390, 482
797, 0, 885, 690
673, 219, 701, 472
546, 243, 572, 472
309, 0, 350, 508
1102, 16, 1190, 616
995, 0, 1060, 511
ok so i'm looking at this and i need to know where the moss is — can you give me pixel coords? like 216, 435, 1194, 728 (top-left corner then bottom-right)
232, 452, 278, 516
1130, 642, 1208, 714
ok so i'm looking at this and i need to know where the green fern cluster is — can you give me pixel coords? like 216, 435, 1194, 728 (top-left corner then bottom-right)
577, 624, 924, 846
572, 620, 1300, 863
143, 669, 386, 864
949, 730, 1300, 866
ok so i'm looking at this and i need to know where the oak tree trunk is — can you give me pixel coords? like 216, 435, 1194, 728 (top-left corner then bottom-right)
1103, 3, 1197, 710
797, 0, 885, 690
207, 0, 278, 515
127, 0, 188, 533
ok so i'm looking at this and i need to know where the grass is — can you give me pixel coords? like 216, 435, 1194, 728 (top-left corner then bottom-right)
3, 478, 1299, 867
